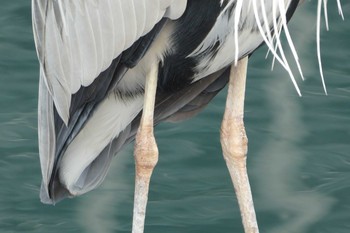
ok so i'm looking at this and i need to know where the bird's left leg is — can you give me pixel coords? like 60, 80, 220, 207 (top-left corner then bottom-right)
132, 64, 159, 233
220, 57, 259, 233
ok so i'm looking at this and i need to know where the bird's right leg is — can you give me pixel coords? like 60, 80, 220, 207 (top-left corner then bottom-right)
220, 57, 259, 233
132, 64, 159, 233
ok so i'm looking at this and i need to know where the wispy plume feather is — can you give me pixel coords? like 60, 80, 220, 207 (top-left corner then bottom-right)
254, 0, 344, 95
316, 0, 343, 95
317, 0, 328, 94
190, 0, 344, 94
336, 0, 344, 19
252, 0, 302, 96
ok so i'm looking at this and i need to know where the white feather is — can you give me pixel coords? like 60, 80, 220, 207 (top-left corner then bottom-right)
336, 0, 344, 19
317, 0, 327, 94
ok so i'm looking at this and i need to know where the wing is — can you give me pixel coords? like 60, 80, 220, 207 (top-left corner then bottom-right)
32, 0, 187, 124
33, 0, 187, 203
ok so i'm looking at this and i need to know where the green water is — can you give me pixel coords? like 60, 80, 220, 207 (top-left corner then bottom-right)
1, 1, 349, 233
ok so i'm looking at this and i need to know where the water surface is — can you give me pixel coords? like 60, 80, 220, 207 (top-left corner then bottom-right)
0, 1, 349, 233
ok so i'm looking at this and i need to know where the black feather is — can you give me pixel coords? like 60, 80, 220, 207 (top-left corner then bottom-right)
158, 0, 222, 92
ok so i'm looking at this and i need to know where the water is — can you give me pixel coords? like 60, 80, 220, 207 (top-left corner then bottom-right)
1, 1, 349, 233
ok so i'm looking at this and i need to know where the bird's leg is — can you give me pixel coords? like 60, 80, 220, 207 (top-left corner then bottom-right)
220, 57, 259, 233
132, 64, 159, 233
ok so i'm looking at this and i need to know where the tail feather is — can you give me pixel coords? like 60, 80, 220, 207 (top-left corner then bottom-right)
40, 93, 143, 204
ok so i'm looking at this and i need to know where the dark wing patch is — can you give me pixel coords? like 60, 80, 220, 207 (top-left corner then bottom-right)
158, 0, 222, 92
121, 67, 230, 149
165, 68, 230, 122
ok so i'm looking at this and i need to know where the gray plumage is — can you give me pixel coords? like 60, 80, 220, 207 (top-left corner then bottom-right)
35, 0, 340, 204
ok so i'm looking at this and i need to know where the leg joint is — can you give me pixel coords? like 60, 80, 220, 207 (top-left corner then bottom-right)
134, 129, 159, 173
220, 119, 248, 162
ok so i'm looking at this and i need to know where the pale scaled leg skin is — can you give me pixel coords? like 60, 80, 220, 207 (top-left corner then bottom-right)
132, 64, 159, 233
220, 57, 259, 233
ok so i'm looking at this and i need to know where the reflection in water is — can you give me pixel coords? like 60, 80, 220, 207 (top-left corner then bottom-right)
76, 146, 134, 233
254, 74, 334, 233
252, 7, 336, 233
1, 1, 349, 233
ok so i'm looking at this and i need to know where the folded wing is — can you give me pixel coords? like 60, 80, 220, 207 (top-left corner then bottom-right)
32, 0, 187, 203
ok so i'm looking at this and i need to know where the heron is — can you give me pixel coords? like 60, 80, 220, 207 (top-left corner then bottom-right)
32, 0, 344, 233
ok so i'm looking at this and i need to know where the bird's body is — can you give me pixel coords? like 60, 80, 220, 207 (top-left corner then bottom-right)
33, 0, 343, 232
34, 0, 299, 203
